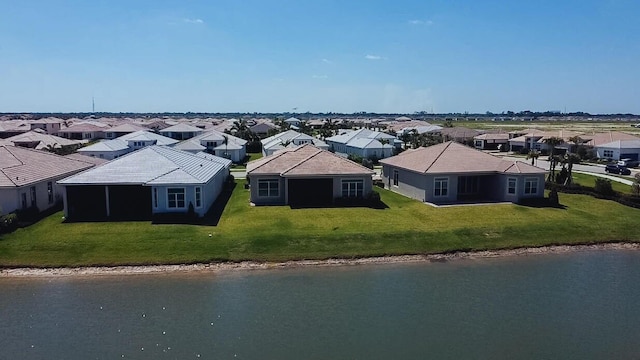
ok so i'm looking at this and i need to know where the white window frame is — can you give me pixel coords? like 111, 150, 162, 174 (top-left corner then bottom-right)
47, 181, 54, 204
195, 186, 202, 208
167, 187, 186, 208
603, 150, 614, 158
507, 177, 517, 195
524, 177, 539, 195
434, 177, 449, 197
257, 179, 279, 198
341, 179, 364, 198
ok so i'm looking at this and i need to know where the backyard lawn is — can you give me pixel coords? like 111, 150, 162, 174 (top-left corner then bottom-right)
571, 172, 632, 193
1, 181, 640, 267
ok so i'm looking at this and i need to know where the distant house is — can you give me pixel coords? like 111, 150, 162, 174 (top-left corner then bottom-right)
595, 140, 640, 161
174, 130, 248, 163
5, 130, 85, 151
58, 146, 232, 220
250, 121, 280, 138
159, 123, 204, 140
261, 130, 328, 156
77, 130, 178, 160
0, 120, 31, 138
57, 122, 109, 140
325, 128, 396, 159
104, 123, 148, 139
380, 141, 546, 205
283, 117, 302, 127
0, 145, 95, 215
440, 127, 482, 144
507, 129, 583, 153
246, 144, 374, 206
28, 117, 64, 135
473, 133, 509, 150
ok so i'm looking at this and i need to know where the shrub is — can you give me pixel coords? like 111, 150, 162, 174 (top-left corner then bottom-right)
594, 178, 614, 196
0, 213, 18, 233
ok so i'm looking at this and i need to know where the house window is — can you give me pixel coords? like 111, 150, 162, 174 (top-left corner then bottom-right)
206, 141, 216, 148
507, 177, 517, 195
393, 170, 399, 186
434, 177, 449, 197
30, 186, 37, 207
195, 187, 202, 208
258, 179, 279, 197
524, 178, 538, 195
167, 188, 186, 208
21, 193, 27, 209
47, 182, 54, 204
153, 188, 158, 208
342, 180, 364, 198
603, 150, 614, 158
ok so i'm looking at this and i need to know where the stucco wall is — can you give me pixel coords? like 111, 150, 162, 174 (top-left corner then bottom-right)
2, 178, 65, 214
381, 165, 427, 201
248, 175, 286, 205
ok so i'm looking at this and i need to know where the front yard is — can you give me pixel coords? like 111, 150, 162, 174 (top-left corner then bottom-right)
1, 181, 640, 267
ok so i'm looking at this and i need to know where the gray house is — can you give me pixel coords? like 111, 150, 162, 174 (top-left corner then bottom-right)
247, 144, 374, 206
58, 146, 231, 220
380, 141, 546, 205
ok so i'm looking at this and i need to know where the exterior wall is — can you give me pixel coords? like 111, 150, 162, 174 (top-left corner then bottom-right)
151, 168, 229, 217
424, 174, 457, 204
2, 178, 66, 214
248, 175, 286, 205
596, 146, 640, 161
213, 147, 246, 163
381, 165, 428, 201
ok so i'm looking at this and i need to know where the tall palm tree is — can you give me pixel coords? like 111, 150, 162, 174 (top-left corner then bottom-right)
562, 153, 581, 186
221, 134, 229, 158
526, 149, 540, 166
543, 137, 565, 182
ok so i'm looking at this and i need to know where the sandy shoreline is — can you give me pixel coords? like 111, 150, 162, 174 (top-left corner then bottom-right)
2, 242, 639, 278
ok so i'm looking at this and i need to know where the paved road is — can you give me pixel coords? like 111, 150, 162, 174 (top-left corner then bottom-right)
500, 155, 637, 185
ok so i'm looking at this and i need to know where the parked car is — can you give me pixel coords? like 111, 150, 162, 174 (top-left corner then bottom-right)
617, 158, 639, 168
605, 164, 631, 175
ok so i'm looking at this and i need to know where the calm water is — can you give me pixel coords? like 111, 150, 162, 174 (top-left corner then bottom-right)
1, 251, 640, 359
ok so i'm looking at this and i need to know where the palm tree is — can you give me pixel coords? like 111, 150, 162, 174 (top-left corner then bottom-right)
221, 135, 229, 158
562, 153, 581, 186
526, 149, 539, 166
543, 137, 564, 182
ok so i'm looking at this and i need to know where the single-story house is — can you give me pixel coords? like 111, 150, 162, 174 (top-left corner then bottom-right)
77, 130, 178, 160
159, 123, 204, 140
58, 146, 232, 220
326, 128, 396, 159
173, 130, 247, 163
246, 144, 374, 206
473, 133, 509, 150
250, 121, 280, 138
380, 141, 546, 205
57, 122, 108, 140
104, 123, 148, 139
595, 140, 640, 161
0, 145, 95, 214
261, 130, 328, 156
5, 130, 85, 151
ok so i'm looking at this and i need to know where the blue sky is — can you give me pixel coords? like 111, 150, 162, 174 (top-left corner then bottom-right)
1, 0, 638, 114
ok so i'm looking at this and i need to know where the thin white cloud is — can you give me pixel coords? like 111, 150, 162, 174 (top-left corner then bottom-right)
365, 55, 382, 60
312, 75, 328, 79
321, 58, 333, 64
183, 18, 204, 24
408, 19, 433, 25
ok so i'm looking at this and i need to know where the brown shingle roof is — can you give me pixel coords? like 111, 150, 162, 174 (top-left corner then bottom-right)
0, 146, 95, 187
380, 141, 545, 175
247, 144, 374, 177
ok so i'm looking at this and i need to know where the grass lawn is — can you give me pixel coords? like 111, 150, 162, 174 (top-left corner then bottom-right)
571, 172, 632, 193
1, 181, 640, 267
230, 153, 263, 170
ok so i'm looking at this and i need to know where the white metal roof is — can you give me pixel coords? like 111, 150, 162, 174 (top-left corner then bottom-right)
59, 146, 231, 186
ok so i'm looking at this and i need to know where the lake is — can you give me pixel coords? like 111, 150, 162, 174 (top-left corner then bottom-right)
1, 250, 639, 359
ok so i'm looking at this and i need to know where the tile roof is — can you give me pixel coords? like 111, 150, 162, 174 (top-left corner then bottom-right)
597, 139, 640, 149
586, 131, 640, 147
5, 131, 83, 149
78, 139, 129, 152
64, 153, 110, 166
59, 146, 231, 186
106, 123, 148, 133
0, 145, 95, 187
118, 130, 178, 146
247, 144, 374, 177
380, 141, 546, 175
160, 123, 204, 133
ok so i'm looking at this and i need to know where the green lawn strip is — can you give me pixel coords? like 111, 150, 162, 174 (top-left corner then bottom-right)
1, 181, 639, 267
571, 172, 632, 193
